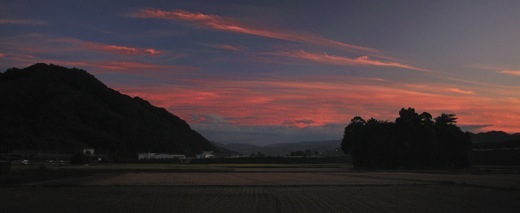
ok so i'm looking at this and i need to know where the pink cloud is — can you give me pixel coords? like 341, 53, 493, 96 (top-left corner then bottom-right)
2, 35, 166, 56
0, 34, 190, 80
115, 78, 520, 132
213, 44, 242, 51
466, 64, 520, 77
145, 48, 163, 55
406, 84, 478, 96
133, 9, 380, 55
448, 88, 476, 95
84, 43, 164, 55
447, 77, 520, 95
278, 50, 429, 72
73, 39, 165, 56
94, 45, 138, 54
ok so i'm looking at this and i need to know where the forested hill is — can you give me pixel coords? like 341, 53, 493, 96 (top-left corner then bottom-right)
0, 63, 217, 156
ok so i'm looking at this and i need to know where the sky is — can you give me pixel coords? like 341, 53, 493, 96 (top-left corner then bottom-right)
1, 0, 519, 145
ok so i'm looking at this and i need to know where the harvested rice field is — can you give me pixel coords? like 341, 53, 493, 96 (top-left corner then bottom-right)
2, 164, 520, 212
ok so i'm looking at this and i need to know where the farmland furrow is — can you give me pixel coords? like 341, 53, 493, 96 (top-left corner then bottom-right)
2, 185, 520, 212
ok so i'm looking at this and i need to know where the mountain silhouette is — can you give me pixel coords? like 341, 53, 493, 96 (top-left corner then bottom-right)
469, 131, 520, 150
219, 140, 341, 156
469, 131, 520, 143
0, 63, 217, 157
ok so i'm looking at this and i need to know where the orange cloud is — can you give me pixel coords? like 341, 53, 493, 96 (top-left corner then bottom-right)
278, 50, 429, 72
133, 9, 380, 55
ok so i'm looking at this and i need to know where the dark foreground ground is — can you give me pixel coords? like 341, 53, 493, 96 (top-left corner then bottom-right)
2, 164, 520, 212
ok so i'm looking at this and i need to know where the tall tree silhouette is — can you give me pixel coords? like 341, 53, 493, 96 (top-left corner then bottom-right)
434, 113, 472, 167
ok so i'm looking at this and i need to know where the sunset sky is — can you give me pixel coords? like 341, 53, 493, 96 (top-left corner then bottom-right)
1, 0, 519, 145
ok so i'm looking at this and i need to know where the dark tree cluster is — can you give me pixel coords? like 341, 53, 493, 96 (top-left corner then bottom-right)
341, 108, 472, 169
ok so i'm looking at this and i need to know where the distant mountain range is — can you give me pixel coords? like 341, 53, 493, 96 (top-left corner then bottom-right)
216, 131, 520, 156
469, 131, 520, 149
214, 140, 343, 156
469, 131, 520, 143
0, 63, 217, 157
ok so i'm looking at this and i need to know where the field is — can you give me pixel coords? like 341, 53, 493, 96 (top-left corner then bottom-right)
2, 164, 520, 212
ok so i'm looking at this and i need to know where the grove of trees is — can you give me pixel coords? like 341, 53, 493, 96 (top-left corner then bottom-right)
341, 108, 472, 169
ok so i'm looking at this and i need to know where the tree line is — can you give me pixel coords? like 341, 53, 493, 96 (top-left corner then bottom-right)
341, 108, 472, 169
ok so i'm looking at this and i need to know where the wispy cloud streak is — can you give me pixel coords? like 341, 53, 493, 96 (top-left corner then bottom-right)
0, 19, 46, 25
278, 50, 429, 72
499, 70, 520, 76
448, 88, 475, 95
467, 64, 520, 77
133, 9, 380, 55
57, 38, 165, 56
212, 44, 242, 51
1, 34, 165, 56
